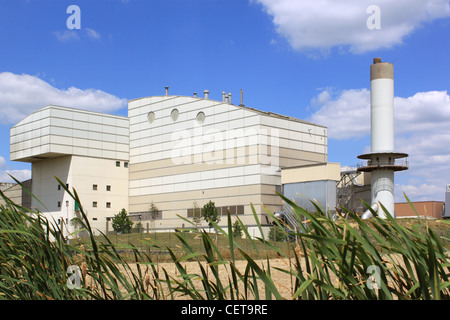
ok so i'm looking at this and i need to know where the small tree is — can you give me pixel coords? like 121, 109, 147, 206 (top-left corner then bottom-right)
268, 224, 286, 242
112, 208, 133, 234
232, 220, 243, 239
202, 200, 220, 230
149, 201, 160, 232
149, 202, 160, 221
133, 222, 144, 233
192, 201, 202, 228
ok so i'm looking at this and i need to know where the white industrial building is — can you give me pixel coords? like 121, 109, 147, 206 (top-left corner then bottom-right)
9, 89, 328, 237
10, 106, 130, 235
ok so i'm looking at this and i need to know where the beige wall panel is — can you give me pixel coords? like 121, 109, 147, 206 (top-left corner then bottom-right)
281, 163, 340, 184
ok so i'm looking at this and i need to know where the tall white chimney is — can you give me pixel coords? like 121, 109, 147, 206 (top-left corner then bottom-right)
357, 58, 408, 219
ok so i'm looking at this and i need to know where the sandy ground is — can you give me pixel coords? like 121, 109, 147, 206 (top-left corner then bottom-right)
130, 258, 316, 299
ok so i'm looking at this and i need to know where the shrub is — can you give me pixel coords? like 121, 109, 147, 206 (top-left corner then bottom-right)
112, 208, 133, 234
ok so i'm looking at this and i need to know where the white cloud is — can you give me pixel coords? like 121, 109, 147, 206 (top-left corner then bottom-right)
309, 88, 370, 140
0, 169, 31, 183
254, 0, 450, 54
85, 28, 101, 40
0, 156, 6, 169
54, 28, 101, 42
309, 88, 450, 201
0, 72, 127, 124
53, 30, 80, 42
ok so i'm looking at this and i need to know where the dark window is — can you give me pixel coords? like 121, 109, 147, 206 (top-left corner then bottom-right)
93, 184, 98, 191
106, 185, 111, 191
124, 162, 129, 168
116, 161, 120, 167
57, 201, 61, 208
106, 202, 111, 208
57, 185, 61, 191
93, 202, 97, 208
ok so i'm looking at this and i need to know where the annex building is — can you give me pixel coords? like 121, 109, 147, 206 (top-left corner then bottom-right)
9, 89, 328, 238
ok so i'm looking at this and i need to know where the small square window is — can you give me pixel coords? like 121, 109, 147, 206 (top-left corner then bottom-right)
106, 202, 111, 208
106, 185, 111, 191
124, 162, 129, 168
93, 202, 98, 208
93, 184, 98, 191
116, 161, 120, 167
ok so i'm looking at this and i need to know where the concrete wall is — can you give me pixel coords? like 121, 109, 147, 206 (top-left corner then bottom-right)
31, 155, 129, 236
0, 179, 32, 208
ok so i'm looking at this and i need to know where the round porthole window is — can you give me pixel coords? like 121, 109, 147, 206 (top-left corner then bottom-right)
196, 111, 205, 124
171, 109, 179, 121
147, 111, 155, 123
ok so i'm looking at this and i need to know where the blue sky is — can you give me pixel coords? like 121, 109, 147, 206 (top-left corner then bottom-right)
0, 0, 449, 202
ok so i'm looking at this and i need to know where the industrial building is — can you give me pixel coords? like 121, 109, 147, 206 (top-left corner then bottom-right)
9, 106, 130, 234
6, 58, 446, 239
8, 89, 328, 237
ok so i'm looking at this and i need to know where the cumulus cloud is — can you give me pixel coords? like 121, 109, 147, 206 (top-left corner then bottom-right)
54, 28, 101, 42
0, 72, 127, 124
0, 169, 32, 183
309, 88, 370, 140
85, 28, 101, 40
254, 0, 450, 54
309, 88, 450, 201
53, 30, 80, 42
0, 156, 6, 169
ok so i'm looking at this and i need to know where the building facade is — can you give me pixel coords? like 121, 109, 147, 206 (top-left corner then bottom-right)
9, 90, 328, 237
10, 106, 129, 236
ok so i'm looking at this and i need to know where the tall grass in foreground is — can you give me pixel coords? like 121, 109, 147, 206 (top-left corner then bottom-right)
0, 178, 449, 300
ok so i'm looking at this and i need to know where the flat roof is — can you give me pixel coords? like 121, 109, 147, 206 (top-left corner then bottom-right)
129, 95, 327, 129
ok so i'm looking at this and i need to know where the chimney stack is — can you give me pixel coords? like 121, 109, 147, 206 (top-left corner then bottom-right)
357, 58, 408, 219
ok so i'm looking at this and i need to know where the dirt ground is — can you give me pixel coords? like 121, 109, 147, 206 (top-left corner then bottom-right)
133, 258, 325, 300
